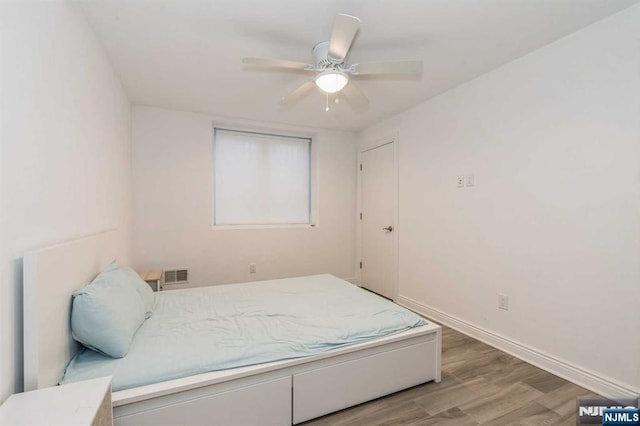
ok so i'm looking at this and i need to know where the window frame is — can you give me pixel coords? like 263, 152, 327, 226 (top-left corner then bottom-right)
212, 125, 316, 229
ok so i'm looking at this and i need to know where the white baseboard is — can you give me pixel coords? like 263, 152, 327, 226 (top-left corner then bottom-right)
396, 294, 640, 399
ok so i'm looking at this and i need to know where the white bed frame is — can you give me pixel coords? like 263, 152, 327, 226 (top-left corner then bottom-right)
23, 230, 441, 425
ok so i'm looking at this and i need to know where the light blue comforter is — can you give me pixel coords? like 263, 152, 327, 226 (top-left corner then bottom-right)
61, 274, 426, 391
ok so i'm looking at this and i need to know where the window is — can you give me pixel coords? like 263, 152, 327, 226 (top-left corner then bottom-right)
213, 128, 311, 226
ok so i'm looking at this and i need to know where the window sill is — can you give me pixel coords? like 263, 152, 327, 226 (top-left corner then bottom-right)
211, 224, 317, 231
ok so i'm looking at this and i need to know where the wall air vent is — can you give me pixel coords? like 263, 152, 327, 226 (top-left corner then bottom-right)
164, 268, 188, 284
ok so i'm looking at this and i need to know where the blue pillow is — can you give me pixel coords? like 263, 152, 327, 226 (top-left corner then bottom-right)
92, 262, 155, 317
120, 266, 155, 318
71, 263, 146, 358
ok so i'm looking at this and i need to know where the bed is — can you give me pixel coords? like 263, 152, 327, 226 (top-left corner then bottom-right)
23, 229, 441, 425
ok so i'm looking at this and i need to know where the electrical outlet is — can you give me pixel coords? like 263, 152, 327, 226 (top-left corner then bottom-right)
457, 175, 465, 188
466, 174, 475, 187
498, 294, 509, 311
249, 263, 256, 274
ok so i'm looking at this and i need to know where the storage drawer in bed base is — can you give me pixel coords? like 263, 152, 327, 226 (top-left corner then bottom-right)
292, 339, 439, 424
114, 376, 291, 426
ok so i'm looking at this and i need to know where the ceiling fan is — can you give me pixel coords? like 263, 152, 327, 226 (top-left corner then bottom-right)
242, 14, 423, 110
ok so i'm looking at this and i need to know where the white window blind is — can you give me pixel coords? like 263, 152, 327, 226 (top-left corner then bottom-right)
214, 128, 311, 225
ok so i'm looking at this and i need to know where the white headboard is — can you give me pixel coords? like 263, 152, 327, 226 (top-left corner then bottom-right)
23, 229, 119, 391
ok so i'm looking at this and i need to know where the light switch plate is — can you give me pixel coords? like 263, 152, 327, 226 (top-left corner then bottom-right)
466, 174, 475, 187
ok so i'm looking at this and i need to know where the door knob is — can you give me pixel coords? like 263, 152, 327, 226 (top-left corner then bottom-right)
382, 226, 393, 232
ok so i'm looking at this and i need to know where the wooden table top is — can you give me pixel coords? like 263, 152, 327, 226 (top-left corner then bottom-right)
137, 270, 162, 281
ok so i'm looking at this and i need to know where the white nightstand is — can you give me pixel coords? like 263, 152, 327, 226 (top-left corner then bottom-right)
138, 270, 163, 292
0, 376, 112, 426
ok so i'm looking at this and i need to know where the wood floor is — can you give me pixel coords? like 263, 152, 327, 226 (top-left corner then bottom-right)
303, 325, 599, 425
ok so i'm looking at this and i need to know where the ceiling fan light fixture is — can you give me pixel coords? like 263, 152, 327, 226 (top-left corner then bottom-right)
315, 71, 348, 93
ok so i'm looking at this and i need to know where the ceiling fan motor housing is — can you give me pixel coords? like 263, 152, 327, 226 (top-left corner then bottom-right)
312, 41, 342, 70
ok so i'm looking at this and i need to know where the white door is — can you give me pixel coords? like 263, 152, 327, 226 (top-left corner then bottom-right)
361, 142, 395, 299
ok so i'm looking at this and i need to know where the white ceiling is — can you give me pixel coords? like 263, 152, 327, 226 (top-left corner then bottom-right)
77, 0, 638, 132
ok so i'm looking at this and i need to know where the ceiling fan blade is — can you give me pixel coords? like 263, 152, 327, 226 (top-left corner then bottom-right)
350, 60, 423, 75
278, 80, 317, 105
341, 81, 369, 108
328, 14, 360, 61
243, 57, 313, 70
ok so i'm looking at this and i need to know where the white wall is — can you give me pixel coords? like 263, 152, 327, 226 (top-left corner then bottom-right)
0, 1, 133, 402
132, 106, 357, 287
359, 4, 640, 395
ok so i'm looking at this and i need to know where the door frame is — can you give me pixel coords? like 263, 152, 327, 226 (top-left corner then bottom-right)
356, 134, 399, 300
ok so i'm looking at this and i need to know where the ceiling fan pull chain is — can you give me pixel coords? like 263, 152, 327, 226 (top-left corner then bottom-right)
325, 91, 329, 112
